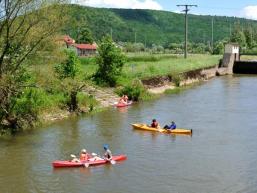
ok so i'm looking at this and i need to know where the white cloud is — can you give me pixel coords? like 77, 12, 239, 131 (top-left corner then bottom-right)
240, 5, 257, 20
75, 0, 163, 10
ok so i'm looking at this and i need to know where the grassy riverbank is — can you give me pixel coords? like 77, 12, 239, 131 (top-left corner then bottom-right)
1, 53, 221, 134
80, 53, 221, 86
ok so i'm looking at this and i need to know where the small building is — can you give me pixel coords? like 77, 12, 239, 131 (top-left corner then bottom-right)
63, 35, 75, 47
224, 43, 240, 61
220, 43, 240, 74
72, 43, 97, 57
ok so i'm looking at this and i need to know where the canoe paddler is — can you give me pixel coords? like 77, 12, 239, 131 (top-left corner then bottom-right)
118, 95, 127, 105
164, 121, 176, 130
103, 144, 113, 161
80, 149, 91, 161
150, 119, 160, 128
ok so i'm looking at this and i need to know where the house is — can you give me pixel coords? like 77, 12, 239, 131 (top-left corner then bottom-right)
63, 35, 75, 47
72, 43, 97, 57
57, 35, 97, 57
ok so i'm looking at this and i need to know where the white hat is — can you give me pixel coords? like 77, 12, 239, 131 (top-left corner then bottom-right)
81, 149, 87, 153
92, 153, 97, 156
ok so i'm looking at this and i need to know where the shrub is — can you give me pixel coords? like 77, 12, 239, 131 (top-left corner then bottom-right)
116, 79, 146, 101
170, 73, 183, 87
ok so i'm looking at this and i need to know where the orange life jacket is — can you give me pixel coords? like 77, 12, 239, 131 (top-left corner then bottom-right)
80, 153, 89, 161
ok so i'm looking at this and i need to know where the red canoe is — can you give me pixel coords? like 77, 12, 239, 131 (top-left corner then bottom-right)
52, 155, 127, 168
116, 101, 133, 108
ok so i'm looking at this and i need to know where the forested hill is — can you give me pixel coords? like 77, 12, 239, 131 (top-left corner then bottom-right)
64, 4, 257, 46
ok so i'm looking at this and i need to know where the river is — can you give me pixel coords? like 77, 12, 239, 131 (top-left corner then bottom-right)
1, 75, 257, 193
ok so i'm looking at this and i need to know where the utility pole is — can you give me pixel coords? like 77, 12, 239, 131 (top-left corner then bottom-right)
177, 4, 197, 59
110, 27, 113, 39
211, 17, 214, 51
144, 35, 147, 48
230, 23, 232, 37
134, 31, 137, 44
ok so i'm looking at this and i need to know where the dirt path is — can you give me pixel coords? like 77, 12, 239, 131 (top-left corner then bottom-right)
82, 85, 120, 107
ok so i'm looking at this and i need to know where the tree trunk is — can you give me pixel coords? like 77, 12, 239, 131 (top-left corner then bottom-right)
69, 91, 78, 112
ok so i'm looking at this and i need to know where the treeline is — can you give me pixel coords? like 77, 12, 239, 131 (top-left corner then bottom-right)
63, 4, 257, 48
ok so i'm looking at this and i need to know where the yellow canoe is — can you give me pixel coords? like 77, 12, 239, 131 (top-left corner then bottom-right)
131, 123, 192, 135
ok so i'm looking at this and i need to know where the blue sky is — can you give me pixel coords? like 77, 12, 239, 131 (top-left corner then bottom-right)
76, 0, 257, 19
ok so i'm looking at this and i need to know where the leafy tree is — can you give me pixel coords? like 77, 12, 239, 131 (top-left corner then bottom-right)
0, 0, 66, 132
213, 41, 225, 55
54, 50, 85, 112
55, 50, 79, 79
244, 27, 254, 49
77, 25, 94, 44
94, 36, 126, 87
230, 23, 246, 48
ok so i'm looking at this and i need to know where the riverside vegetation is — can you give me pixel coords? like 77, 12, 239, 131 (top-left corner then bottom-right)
1, 2, 256, 134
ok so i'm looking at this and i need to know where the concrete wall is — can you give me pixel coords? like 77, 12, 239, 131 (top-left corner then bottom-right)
233, 61, 257, 74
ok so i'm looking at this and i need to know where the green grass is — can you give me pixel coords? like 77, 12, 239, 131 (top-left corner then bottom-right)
118, 53, 221, 85
240, 55, 257, 61
78, 53, 221, 86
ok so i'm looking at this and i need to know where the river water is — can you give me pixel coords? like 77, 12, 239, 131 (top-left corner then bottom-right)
1, 75, 257, 193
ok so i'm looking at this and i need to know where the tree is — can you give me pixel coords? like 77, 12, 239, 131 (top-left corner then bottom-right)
230, 23, 246, 48
77, 25, 94, 44
55, 50, 79, 79
94, 36, 126, 87
213, 41, 225, 55
55, 49, 85, 112
0, 0, 66, 131
244, 26, 254, 49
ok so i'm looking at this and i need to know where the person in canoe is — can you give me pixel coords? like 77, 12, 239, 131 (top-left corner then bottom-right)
80, 149, 91, 161
103, 144, 113, 161
124, 95, 128, 103
118, 95, 128, 105
150, 119, 160, 128
164, 121, 176, 130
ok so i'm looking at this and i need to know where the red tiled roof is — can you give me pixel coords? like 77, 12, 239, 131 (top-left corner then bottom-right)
63, 35, 75, 44
74, 43, 97, 50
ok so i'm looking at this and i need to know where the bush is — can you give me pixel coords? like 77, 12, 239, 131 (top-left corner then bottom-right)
116, 79, 146, 101
170, 73, 183, 87
77, 93, 98, 112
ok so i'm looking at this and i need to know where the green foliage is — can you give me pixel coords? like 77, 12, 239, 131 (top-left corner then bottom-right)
170, 73, 183, 87
55, 49, 80, 79
63, 4, 257, 47
116, 79, 146, 101
77, 25, 94, 44
122, 42, 145, 52
230, 23, 247, 48
213, 41, 225, 55
77, 93, 98, 112
94, 36, 126, 86
13, 88, 48, 116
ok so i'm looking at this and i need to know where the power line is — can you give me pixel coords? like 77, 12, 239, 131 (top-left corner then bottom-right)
177, 4, 197, 59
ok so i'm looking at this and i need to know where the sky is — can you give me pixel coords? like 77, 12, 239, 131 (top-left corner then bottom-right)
74, 0, 257, 20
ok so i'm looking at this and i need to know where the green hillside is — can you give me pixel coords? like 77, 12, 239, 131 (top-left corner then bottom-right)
64, 4, 257, 46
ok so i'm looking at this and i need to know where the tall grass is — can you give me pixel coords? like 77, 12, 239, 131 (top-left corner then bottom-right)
121, 54, 221, 84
